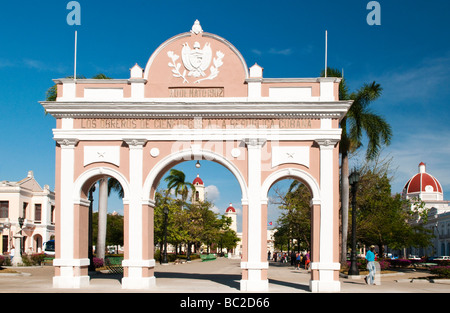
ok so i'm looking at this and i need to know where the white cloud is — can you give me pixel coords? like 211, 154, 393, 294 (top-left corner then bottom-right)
386, 129, 450, 196
268, 48, 293, 56
251, 48, 294, 56
205, 185, 220, 202
211, 205, 220, 214
251, 49, 262, 55
365, 52, 450, 105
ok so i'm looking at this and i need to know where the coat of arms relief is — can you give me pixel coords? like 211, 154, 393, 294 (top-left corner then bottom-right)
167, 20, 224, 83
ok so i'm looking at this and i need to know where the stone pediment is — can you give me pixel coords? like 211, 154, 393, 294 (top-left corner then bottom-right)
143, 20, 249, 97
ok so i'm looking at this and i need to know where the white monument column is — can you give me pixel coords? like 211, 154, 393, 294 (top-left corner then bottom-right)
241, 138, 268, 291
310, 139, 341, 292
96, 178, 108, 260
121, 139, 155, 289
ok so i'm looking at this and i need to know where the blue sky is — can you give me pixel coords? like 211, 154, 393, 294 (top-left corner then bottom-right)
1, 1, 449, 231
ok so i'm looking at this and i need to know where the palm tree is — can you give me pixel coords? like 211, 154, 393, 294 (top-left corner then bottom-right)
323, 68, 392, 264
164, 168, 197, 259
107, 178, 124, 198
164, 169, 196, 202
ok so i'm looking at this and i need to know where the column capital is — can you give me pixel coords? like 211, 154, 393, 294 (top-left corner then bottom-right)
315, 139, 339, 149
56, 138, 79, 148
242, 137, 266, 148
142, 199, 156, 207
124, 138, 147, 148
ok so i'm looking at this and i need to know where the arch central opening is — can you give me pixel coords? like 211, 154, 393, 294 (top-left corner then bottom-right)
149, 159, 244, 290
264, 174, 316, 292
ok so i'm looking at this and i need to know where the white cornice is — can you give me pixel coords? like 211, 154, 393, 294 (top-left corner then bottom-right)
41, 100, 352, 120
52, 128, 343, 142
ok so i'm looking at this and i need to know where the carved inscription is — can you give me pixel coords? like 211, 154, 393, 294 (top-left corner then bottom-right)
78, 118, 313, 129
169, 87, 224, 97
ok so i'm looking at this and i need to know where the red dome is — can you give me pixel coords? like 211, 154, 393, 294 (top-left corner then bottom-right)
193, 174, 203, 185
404, 162, 443, 194
226, 203, 236, 213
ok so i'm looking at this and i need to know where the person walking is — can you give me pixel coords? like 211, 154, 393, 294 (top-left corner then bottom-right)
365, 245, 376, 285
305, 251, 310, 270
9, 246, 15, 262
296, 252, 301, 270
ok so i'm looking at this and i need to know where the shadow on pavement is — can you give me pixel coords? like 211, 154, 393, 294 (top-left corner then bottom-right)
268, 278, 310, 291
154, 271, 241, 290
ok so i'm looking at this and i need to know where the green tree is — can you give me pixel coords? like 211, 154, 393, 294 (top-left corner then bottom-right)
108, 178, 124, 198
193, 200, 224, 253
218, 228, 240, 254
355, 170, 433, 257
322, 68, 393, 264
275, 180, 312, 252
45, 74, 87, 101
92, 212, 124, 248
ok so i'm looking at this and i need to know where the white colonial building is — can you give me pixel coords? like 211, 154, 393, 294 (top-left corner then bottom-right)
0, 171, 55, 256
403, 162, 450, 257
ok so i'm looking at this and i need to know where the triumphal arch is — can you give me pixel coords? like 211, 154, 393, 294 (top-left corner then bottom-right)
41, 21, 351, 292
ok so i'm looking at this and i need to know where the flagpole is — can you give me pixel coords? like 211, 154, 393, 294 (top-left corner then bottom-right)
325, 30, 328, 77
74, 30, 77, 81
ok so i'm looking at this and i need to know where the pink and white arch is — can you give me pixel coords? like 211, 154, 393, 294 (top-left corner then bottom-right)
42, 20, 351, 292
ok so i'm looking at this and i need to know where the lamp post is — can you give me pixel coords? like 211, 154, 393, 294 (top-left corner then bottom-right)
348, 170, 360, 276
162, 206, 169, 264
187, 218, 192, 262
88, 185, 95, 272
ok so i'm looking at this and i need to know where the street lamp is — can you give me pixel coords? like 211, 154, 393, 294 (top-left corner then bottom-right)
195, 160, 201, 168
18, 217, 24, 233
17, 217, 24, 255
162, 206, 169, 264
88, 185, 95, 272
348, 170, 360, 276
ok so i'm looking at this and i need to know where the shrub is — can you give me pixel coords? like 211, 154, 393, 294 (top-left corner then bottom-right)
18, 253, 46, 266
346, 258, 367, 271
30, 253, 46, 265
378, 259, 391, 270
93, 257, 104, 268
1, 255, 11, 266
389, 259, 412, 268
430, 266, 450, 278
435, 260, 450, 266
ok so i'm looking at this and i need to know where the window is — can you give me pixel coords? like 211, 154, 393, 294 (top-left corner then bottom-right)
35, 204, 42, 223
0, 201, 8, 218
23, 202, 28, 219
51, 206, 55, 224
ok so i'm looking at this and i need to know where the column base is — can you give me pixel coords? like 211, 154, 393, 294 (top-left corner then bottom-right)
52, 258, 90, 289
309, 280, 341, 292
122, 276, 156, 289
53, 275, 90, 288
240, 279, 269, 291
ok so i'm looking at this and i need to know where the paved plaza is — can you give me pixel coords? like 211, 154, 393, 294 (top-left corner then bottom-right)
1, 257, 449, 294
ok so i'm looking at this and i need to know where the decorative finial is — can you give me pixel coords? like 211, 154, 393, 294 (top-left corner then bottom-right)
191, 19, 203, 35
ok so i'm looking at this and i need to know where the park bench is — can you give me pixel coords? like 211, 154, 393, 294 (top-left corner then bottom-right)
200, 254, 217, 262
104, 256, 123, 274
